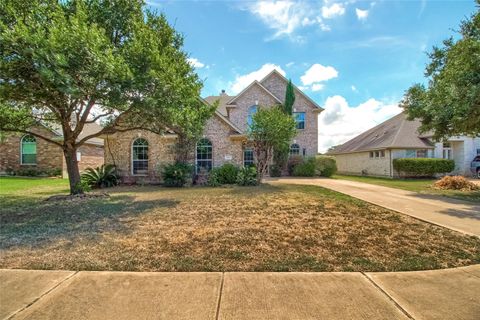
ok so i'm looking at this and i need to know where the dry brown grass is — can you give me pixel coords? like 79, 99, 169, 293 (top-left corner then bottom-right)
1, 181, 479, 272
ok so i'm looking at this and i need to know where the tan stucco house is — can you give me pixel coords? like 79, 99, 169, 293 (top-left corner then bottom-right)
329, 112, 480, 177
104, 70, 323, 183
0, 123, 104, 176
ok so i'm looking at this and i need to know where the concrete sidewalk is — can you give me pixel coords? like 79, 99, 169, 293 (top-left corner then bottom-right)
1, 266, 479, 320
268, 178, 480, 236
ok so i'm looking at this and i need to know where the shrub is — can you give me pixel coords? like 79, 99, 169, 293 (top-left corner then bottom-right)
207, 167, 222, 187
287, 155, 304, 175
81, 164, 118, 188
194, 167, 209, 186
292, 157, 316, 177
46, 168, 62, 177
236, 166, 258, 186
269, 164, 282, 177
393, 158, 454, 177
433, 176, 479, 191
16, 168, 41, 176
74, 180, 92, 193
217, 163, 240, 184
314, 156, 337, 177
5, 167, 15, 176
161, 162, 193, 187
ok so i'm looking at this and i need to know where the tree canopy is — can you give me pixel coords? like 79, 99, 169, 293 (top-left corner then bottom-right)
401, 2, 480, 139
249, 106, 296, 183
0, 0, 214, 194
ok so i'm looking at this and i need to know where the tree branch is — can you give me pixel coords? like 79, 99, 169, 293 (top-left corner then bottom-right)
1, 128, 63, 147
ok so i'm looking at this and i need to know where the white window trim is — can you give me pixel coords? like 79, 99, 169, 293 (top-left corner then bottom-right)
293, 112, 306, 130
20, 134, 37, 165
195, 138, 213, 174
131, 138, 149, 176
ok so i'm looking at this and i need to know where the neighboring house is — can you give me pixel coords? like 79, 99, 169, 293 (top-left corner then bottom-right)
328, 112, 480, 177
0, 123, 104, 176
104, 70, 323, 183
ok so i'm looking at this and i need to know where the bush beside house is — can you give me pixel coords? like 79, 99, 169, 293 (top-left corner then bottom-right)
393, 158, 454, 177
288, 155, 338, 177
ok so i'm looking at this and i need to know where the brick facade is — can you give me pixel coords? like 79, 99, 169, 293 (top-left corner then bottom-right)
105, 70, 322, 183
0, 126, 104, 175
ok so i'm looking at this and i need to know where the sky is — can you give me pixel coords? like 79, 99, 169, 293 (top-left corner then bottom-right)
148, 0, 477, 152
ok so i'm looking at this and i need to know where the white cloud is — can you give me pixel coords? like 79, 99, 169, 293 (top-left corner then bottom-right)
318, 95, 402, 153
187, 58, 205, 69
301, 64, 338, 85
286, 61, 295, 67
355, 8, 369, 21
246, 1, 330, 40
321, 3, 345, 19
351, 85, 358, 92
311, 83, 325, 91
230, 63, 286, 94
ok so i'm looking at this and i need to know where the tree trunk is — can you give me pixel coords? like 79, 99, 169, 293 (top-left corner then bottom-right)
63, 146, 83, 195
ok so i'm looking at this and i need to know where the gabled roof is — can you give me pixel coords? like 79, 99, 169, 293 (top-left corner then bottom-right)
328, 112, 434, 155
203, 94, 233, 117
45, 122, 104, 146
260, 69, 324, 111
226, 81, 282, 105
200, 97, 243, 134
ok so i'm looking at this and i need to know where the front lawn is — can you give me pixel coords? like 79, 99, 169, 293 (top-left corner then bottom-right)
334, 174, 480, 203
0, 176, 479, 272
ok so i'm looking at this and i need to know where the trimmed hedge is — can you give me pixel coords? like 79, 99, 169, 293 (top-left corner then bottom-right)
292, 157, 316, 177
393, 158, 454, 177
208, 163, 240, 186
314, 156, 337, 177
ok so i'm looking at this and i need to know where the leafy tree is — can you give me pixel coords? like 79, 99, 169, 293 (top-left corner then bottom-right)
249, 106, 296, 183
0, 0, 212, 194
272, 79, 296, 173
283, 79, 295, 115
400, 2, 480, 139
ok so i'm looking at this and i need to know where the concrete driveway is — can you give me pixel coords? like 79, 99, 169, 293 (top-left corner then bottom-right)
1, 266, 479, 320
268, 177, 480, 237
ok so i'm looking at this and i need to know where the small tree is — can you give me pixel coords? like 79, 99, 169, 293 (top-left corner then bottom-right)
283, 79, 295, 115
249, 107, 296, 183
273, 79, 296, 173
400, 2, 480, 139
0, 0, 208, 194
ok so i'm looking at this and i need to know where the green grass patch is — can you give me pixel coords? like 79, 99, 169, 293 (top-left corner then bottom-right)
333, 174, 480, 203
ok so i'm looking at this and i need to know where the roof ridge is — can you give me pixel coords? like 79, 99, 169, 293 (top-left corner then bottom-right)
226, 80, 282, 105
389, 112, 408, 147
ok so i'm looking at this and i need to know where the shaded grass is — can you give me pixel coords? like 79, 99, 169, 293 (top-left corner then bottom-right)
0, 178, 479, 272
333, 174, 480, 203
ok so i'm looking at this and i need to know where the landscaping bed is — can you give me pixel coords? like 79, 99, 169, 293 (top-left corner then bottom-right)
0, 177, 479, 272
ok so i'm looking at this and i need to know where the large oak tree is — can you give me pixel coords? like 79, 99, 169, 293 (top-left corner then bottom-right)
0, 0, 213, 194
401, 2, 480, 139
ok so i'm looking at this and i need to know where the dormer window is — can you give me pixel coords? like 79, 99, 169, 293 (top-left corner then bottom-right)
247, 105, 258, 127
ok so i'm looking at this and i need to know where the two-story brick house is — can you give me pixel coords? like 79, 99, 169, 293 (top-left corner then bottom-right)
104, 70, 323, 182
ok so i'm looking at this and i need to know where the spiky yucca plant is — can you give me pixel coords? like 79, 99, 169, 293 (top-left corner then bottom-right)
81, 164, 118, 188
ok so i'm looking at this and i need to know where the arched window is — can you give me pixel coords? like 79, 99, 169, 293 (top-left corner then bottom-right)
289, 143, 300, 156
247, 105, 258, 127
132, 138, 148, 175
21, 135, 37, 165
196, 138, 212, 173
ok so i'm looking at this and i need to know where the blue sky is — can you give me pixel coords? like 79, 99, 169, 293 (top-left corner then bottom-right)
149, 0, 477, 152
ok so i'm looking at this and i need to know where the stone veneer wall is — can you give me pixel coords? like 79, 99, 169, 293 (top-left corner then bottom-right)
334, 150, 393, 177
77, 144, 104, 172
104, 130, 177, 183
228, 84, 281, 133
261, 72, 319, 156
202, 114, 244, 168
104, 115, 245, 183
0, 126, 63, 174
